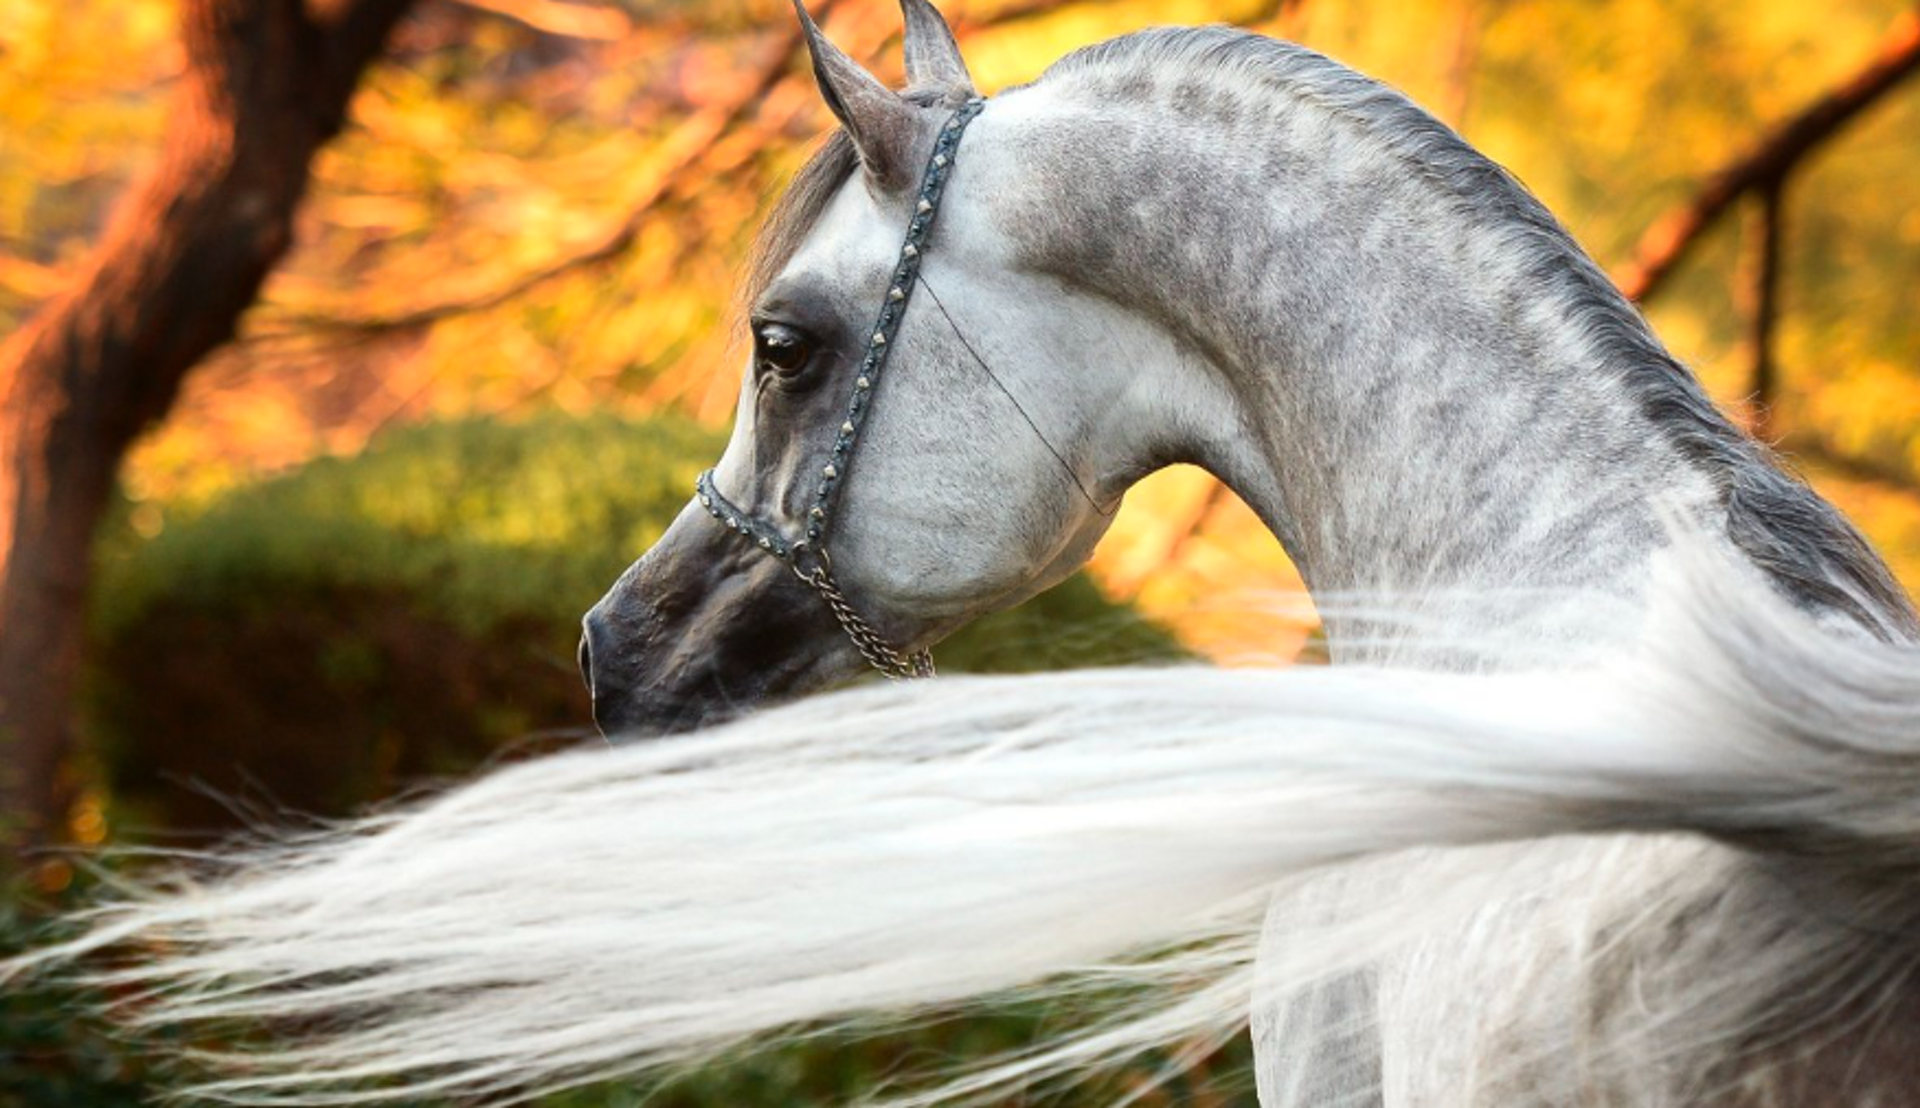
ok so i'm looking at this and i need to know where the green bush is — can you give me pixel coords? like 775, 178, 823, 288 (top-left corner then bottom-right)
86, 410, 1177, 832
0, 902, 151, 1108
17, 410, 1229, 1108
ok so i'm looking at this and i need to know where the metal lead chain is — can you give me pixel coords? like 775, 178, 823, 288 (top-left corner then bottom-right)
796, 560, 936, 681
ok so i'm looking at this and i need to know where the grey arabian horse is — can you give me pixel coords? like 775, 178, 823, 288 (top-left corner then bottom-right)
577, 1, 1920, 1103
14, 3, 1920, 1107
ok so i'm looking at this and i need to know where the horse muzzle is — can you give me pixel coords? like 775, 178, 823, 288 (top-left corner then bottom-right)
579, 501, 860, 740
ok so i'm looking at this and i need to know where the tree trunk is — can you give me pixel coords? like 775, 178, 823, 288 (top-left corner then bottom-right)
0, 0, 415, 865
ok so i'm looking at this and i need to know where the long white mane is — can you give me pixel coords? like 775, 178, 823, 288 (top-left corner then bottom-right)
8, 526, 1918, 1104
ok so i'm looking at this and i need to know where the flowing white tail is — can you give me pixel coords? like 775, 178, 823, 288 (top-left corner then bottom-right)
7, 534, 1919, 1105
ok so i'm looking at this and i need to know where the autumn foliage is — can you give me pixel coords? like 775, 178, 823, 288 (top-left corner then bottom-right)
1, 0, 1917, 859
0, 0, 1918, 1102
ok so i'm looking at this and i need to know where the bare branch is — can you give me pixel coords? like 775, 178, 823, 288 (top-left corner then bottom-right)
288, 0, 1140, 335
1103, 480, 1233, 599
0, 255, 66, 303
1747, 179, 1785, 441
1614, 7, 1920, 302
1780, 434, 1920, 498
450, 0, 632, 41
285, 3, 838, 334
949, 0, 1091, 32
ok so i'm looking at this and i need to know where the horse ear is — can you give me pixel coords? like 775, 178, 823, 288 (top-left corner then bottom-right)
792, 0, 918, 191
900, 0, 974, 99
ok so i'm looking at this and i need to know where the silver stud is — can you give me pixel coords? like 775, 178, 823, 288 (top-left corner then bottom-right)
810, 506, 825, 519
917, 199, 933, 214
758, 537, 771, 550
889, 286, 904, 301
933, 154, 947, 167
700, 494, 711, 508
903, 244, 918, 258
872, 332, 886, 345
841, 421, 854, 434
823, 464, 838, 479
856, 376, 871, 389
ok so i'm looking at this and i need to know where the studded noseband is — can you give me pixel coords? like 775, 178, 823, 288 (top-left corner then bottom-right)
695, 97, 987, 680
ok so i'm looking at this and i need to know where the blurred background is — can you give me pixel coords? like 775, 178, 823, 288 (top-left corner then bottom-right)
1, 0, 1917, 1103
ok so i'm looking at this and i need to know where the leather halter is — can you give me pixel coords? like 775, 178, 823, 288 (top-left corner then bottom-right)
695, 97, 987, 680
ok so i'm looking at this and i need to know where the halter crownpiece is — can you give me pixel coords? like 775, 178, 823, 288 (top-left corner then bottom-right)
696, 96, 988, 680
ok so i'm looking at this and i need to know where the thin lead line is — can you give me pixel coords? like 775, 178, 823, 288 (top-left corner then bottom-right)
917, 276, 1110, 515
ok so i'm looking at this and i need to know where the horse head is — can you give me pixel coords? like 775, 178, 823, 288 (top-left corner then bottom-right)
580, 0, 1174, 736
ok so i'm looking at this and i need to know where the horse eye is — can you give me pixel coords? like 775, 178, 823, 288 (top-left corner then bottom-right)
754, 324, 814, 378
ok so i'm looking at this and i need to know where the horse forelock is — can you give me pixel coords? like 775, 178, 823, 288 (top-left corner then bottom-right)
743, 128, 860, 314
743, 89, 970, 317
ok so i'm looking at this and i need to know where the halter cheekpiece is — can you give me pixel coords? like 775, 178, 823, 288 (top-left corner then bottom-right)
695, 96, 987, 680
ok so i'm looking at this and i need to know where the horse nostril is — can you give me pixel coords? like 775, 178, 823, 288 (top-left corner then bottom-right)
580, 610, 639, 738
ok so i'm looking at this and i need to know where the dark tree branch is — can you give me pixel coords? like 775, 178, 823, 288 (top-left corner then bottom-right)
449, 0, 632, 41
1614, 7, 1920, 302
1749, 179, 1785, 442
287, 0, 1162, 335
1780, 434, 1920, 498
281, 4, 829, 334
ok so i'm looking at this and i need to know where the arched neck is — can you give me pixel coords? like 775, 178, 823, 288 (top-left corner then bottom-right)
987, 65, 1717, 656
